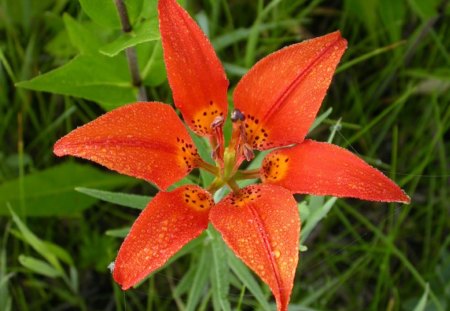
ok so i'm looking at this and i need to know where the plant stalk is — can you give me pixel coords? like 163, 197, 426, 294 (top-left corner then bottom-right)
114, 0, 148, 101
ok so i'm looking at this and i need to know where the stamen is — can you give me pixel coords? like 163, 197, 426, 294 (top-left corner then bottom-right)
210, 116, 225, 167
228, 109, 254, 173
231, 109, 245, 122
195, 158, 219, 175
235, 169, 260, 180
211, 115, 225, 128
242, 143, 254, 161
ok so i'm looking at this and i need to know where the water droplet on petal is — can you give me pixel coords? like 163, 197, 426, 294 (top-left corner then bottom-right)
273, 250, 281, 258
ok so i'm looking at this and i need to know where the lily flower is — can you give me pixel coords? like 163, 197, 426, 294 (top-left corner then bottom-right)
54, 0, 410, 310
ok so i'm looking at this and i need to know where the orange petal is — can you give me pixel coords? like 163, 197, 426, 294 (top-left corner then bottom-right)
113, 185, 213, 289
233, 31, 347, 150
158, 0, 229, 136
54, 102, 199, 190
210, 184, 300, 311
261, 140, 410, 203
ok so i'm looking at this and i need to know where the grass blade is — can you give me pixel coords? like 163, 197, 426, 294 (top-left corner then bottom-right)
76, 187, 151, 210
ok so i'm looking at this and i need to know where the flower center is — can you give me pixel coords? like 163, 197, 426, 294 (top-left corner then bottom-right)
197, 109, 260, 194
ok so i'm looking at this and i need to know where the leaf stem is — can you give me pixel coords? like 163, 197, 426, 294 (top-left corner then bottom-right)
114, 0, 148, 101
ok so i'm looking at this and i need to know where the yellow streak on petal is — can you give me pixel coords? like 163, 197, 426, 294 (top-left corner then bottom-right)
261, 153, 290, 183
182, 188, 214, 212
190, 101, 224, 135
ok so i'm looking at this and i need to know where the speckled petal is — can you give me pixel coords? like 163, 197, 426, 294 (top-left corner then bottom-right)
113, 185, 213, 289
159, 0, 229, 136
233, 31, 347, 150
54, 102, 199, 190
210, 184, 300, 311
261, 140, 410, 203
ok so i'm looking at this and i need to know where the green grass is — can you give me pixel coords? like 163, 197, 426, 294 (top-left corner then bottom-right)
1, 0, 449, 310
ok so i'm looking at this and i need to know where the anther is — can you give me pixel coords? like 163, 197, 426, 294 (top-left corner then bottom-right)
211, 144, 222, 161
242, 143, 254, 161
211, 116, 224, 129
231, 109, 245, 122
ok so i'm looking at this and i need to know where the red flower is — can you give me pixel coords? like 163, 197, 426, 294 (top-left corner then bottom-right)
54, 0, 409, 309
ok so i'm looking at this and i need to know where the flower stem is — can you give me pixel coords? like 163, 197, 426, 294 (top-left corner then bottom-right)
114, 0, 147, 101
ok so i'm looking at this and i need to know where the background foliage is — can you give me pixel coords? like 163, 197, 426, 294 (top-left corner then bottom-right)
1, 0, 449, 310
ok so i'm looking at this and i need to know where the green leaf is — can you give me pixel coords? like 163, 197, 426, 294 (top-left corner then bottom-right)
16, 54, 136, 110
413, 283, 430, 311
76, 187, 151, 210
78, 0, 143, 29
227, 249, 271, 311
165, 236, 205, 267
408, 0, 441, 19
18, 255, 62, 278
298, 201, 310, 221
174, 263, 198, 296
100, 20, 160, 57
344, 0, 378, 38
336, 42, 406, 74
105, 227, 130, 238
140, 0, 159, 20
9, 208, 61, 271
0, 236, 13, 311
63, 14, 101, 54
208, 227, 231, 311
44, 28, 77, 59
186, 246, 212, 311
379, 0, 405, 42
0, 163, 134, 216
300, 197, 338, 244
43, 241, 74, 266
139, 41, 167, 87
211, 20, 298, 52
309, 107, 333, 133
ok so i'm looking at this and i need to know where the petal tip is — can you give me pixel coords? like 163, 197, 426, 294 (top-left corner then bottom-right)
333, 30, 348, 49
53, 138, 67, 157
399, 192, 411, 204
53, 144, 62, 157
325, 30, 347, 52
112, 270, 133, 291
158, 0, 228, 136
382, 183, 410, 204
